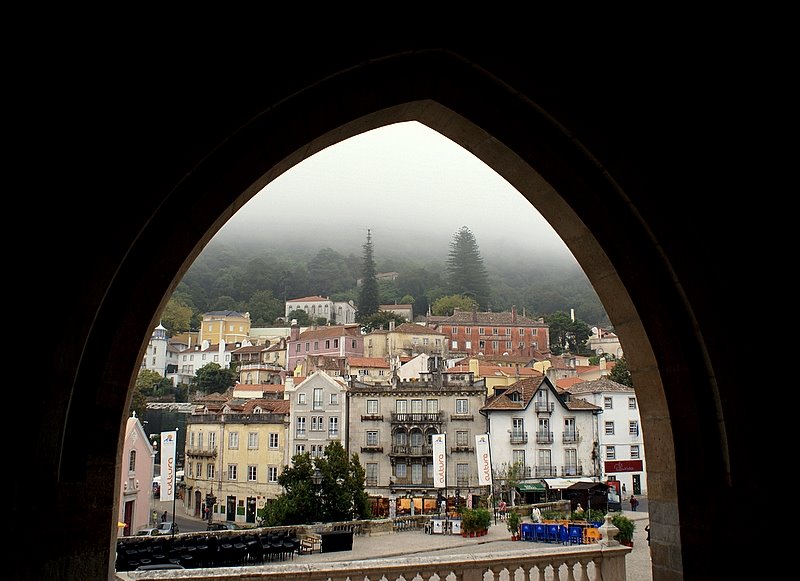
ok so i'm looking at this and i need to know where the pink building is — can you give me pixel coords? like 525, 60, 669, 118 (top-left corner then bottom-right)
287, 322, 364, 373
117, 413, 156, 537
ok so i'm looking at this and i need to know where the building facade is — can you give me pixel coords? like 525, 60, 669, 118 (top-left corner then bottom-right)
198, 310, 252, 346
287, 323, 364, 373
118, 413, 156, 537
183, 398, 290, 526
481, 376, 601, 494
285, 371, 349, 462
562, 377, 646, 497
432, 306, 550, 359
285, 296, 357, 324
347, 367, 487, 503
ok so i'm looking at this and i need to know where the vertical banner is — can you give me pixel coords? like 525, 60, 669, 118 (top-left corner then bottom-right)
160, 430, 177, 502
475, 434, 492, 486
432, 433, 446, 488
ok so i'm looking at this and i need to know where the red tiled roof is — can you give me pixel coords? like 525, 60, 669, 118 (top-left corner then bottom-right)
349, 357, 390, 368
297, 325, 361, 340
391, 323, 446, 336
287, 296, 329, 302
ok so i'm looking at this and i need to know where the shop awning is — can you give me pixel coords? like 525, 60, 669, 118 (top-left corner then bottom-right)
517, 482, 546, 492
542, 477, 594, 490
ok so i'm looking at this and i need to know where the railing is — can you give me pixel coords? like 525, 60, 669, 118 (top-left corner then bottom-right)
563, 430, 579, 443
535, 465, 558, 477
360, 414, 384, 421
534, 402, 555, 413
117, 544, 630, 580
509, 431, 528, 444
186, 447, 217, 458
536, 431, 553, 444
360, 446, 384, 453
391, 412, 444, 423
450, 446, 474, 453
561, 464, 583, 476
391, 444, 432, 455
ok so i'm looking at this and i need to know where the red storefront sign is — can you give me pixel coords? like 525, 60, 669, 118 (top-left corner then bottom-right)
604, 460, 643, 472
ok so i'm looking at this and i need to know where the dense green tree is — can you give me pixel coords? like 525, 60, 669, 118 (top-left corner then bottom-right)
307, 248, 356, 295
258, 443, 370, 526
431, 294, 477, 316
357, 229, 380, 321
245, 289, 284, 326
190, 362, 238, 395
545, 311, 592, 355
135, 369, 173, 397
286, 308, 311, 326
445, 226, 491, 309
160, 296, 193, 335
361, 311, 407, 333
608, 357, 633, 387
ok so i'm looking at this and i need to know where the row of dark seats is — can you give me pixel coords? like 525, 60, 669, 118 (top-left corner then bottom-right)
116, 530, 301, 571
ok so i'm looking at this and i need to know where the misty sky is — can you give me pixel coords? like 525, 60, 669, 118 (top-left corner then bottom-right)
212, 121, 575, 264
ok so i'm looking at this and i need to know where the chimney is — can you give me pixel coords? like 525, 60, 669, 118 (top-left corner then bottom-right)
511, 305, 517, 323
472, 304, 478, 323
290, 319, 300, 341
389, 320, 395, 331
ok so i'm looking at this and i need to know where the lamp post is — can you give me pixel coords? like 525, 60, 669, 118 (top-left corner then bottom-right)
205, 491, 216, 526
311, 466, 323, 523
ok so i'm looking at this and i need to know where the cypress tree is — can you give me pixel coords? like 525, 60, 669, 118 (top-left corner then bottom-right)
357, 229, 380, 321
446, 226, 491, 309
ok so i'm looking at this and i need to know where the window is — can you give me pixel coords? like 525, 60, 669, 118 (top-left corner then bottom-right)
268, 466, 278, 482
605, 421, 615, 435
629, 397, 637, 410
513, 449, 526, 469
367, 431, 378, 446
604, 397, 613, 409
367, 399, 378, 415
629, 421, 639, 436
229, 432, 239, 449
295, 344, 300, 353
607, 446, 616, 460
426, 399, 438, 413
305, 342, 310, 352
457, 463, 469, 486
313, 388, 323, 409
295, 444, 305, 456
247, 465, 257, 481
333, 339, 339, 348
564, 449, 578, 475
269, 433, 279, 448
465, 327, 471, 334
352, 340, 356, 349
465, 341, 472, 349
411, 399, 423, 413
188, 463, 193, 478
519, 329, 525, 336
330, 393, 338, 405
518, 342, 525, 348
631, 445, 640, 459
248, 432, 258, 450
452, 340, 458, 350
329, 416, 339, 436
314, 341, 319, 349
325, 340, 330, 349
128, 450, 136, 472
396, 400, 408, 413
492, 340, 499, 350
456, 399, 468, 414
296, 417, 306, 437
479, 340, 485, 349
298, 393, 306, 404
196, 462, 202, 478
412, 461, 423, 484
456, 431, 468, 446
190, 432, 196, 448
228, 464, 237, 480
208, 432, 215, 449
478, 327, 485, 335
492, 328, 498, 335
395, 463, 406, 478
207, 463, 215, 479
366, 463, 378, 486
505, 341, 512, 349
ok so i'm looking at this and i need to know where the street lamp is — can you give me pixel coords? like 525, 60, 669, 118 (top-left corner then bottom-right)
311, 467, 323, 523
205, 491, 216, 526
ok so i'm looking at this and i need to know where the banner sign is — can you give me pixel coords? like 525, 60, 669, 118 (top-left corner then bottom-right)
160, 430, 177, 502
475, 434, 492, 486
432, 433, 446, 488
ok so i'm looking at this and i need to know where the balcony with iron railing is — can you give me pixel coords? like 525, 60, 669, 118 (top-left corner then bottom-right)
391, 412, 444, 424
535, 465, 558, 477
360, 446, 384, 453
361, 414, 384, 421
187, 412, 286, 425
450, 445, 474, 453
390, 444, 432, 456
186, 446, 218, 458
536, 431, 553, 444
561, 464, 584, 476
509, 431, 528, 444
562, 430, 579, 443
534, 401, 555, 413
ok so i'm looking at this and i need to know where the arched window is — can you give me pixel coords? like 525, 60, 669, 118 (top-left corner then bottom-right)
129, 450, 136, 472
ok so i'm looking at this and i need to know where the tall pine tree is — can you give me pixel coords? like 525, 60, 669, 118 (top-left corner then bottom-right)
446, 226, 491, 309
357, 229, 380, 322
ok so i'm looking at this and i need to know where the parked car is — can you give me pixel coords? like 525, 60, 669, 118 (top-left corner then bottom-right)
134, 527, 161, 537
156, 521, 179, 534
206, 522, 238, 531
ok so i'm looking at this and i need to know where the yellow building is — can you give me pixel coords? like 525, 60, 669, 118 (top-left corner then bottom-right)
198, 310, 252, 346
184, 398, 289, 526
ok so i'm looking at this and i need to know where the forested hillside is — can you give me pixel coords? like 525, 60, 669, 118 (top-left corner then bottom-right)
170, 235, 610, 330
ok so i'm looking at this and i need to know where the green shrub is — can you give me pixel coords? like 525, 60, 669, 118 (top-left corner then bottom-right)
611, 514, 635, 542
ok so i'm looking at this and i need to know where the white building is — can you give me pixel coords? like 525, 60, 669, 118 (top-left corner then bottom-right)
481, 375, 601, 490
562, 377, 646, 497
140, 323, 169, 376
284, 371, 349, 461
588, 327, 624, 358
284, 296, 357, 324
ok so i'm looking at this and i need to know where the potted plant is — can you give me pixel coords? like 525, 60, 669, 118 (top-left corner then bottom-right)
460, 508, 476, 537
473, 507, 492, 536
611, 514, 635, 547
506, 510, 521, 540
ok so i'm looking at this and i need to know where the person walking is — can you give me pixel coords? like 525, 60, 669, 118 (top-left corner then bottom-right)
629, 495, 639, 511
161, 510, 168, 522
